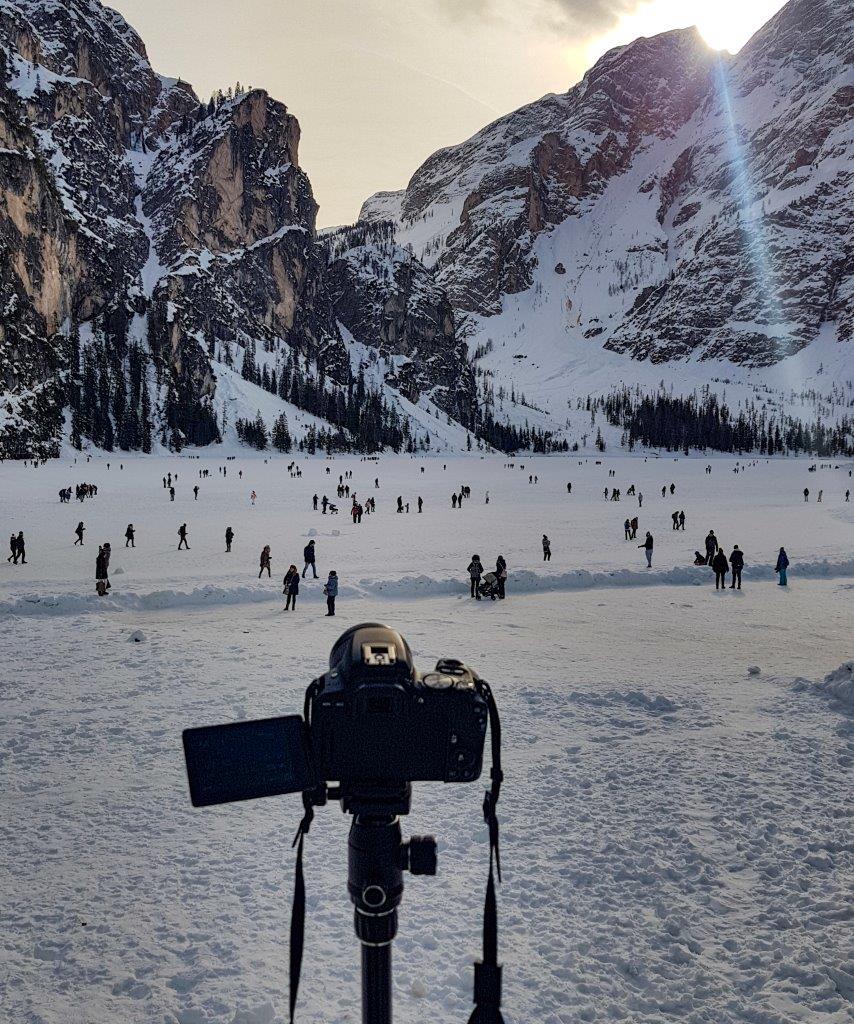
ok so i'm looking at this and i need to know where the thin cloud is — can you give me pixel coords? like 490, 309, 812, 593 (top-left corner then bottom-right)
435, 0, 640, 35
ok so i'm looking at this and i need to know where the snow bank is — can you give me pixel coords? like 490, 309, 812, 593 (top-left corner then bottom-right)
5, 556, 854, 618
794, 661, 854, 709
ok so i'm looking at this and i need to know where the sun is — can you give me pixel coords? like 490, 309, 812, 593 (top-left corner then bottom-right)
694, 0, 788, 53
586, 0, 789, 66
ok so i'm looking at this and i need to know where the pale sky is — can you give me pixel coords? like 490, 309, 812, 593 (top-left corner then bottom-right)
109, 0, 788, 227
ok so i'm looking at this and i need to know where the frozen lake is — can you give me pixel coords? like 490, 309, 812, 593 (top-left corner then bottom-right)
1, 453, 852, 1024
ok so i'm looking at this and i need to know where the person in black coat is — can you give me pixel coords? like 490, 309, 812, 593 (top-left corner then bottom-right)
704, 530, 718, 564
283, 565, 299, 610
74, 522, 85, 546
302, 539, 317, 578
7, 533, 17, 563
95, 545, 110, 593
729, 546, 744, 589
495, 555, 507, 599
225, 526, 234, 552
125, 524, 135, 548
15, 530, 25, 564
712, 548, 729, 590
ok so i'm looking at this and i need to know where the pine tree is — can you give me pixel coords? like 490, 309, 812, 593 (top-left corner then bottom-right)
271, 412, 292, 452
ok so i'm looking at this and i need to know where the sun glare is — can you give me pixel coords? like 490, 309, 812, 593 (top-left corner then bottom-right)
586, 0, 788, 67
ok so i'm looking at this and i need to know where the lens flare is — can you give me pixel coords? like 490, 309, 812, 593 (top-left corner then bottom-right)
712, 55, 787, 358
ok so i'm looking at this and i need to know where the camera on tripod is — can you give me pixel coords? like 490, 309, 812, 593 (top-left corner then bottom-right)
181, 624, 505, 1024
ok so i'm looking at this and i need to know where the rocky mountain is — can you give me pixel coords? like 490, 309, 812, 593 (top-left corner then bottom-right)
0, 0, 475, 457
323, 221, 475, 427
362, 0, 853, 389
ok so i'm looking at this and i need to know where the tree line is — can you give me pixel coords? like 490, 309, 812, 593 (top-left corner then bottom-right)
600, 387, 854, 456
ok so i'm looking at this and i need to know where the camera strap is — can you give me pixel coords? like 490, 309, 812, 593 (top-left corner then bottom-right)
288, 792, 314, 1024
289, 682, 322, 1023
469, 679, 505, 1024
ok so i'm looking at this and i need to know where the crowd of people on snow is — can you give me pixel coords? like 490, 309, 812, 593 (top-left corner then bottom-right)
8, 455, 850, 606
58, 482, 98, 503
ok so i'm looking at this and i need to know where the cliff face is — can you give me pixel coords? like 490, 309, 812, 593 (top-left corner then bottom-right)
324, 221, 476, 426
362, 0, 854, 367
0, 0, 474, 455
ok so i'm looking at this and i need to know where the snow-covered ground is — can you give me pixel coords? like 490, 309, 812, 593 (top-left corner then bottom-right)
2, 453, 853, 1024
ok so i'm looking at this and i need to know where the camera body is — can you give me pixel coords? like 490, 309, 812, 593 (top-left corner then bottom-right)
310, 624, 488, 784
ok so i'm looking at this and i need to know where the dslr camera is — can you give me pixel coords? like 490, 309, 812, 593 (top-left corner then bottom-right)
183, 624, 490, 807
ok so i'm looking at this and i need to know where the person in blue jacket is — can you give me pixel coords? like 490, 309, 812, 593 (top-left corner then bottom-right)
324, 570, 338, 616
775, 547, 789, 586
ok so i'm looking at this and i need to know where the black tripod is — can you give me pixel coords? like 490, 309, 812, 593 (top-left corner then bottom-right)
341, 784, 436, 1024
289, 677, 505, 1024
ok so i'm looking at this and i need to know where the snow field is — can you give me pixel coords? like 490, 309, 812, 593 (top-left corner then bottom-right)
1, 453, 852, 1024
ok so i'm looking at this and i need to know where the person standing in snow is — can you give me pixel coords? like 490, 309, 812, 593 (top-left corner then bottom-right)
397, 496, 404, 513
169, 486, 175, 502
283, 565, 299, 610
302, 539, 317, 578
15, 530, 25, 564
193, 485, 199, 500
624, 518, 631, 540
729, 545, 744, 589
630, 516, 639, 539
7, 532, 17, 563
313, 494, 319, 511
418, 496, 423, 513
542, 534, 551, 561
803, 488, 809, 502
178, 523, 189, 550
258, 545, 272, 578
775, 547, 789, 586
495, 555, 507, 599
638, 492, 643, 508
846, 490, 850, 502
567, 482, 572, 493
467, 555, 483, 599
324, 570, 338, 616
678, 510, 686, 531
704, 530, 718, 565
639, 531, 653, 568
74, 521, 85, 546
671, 511, 679, 530
225, 526, 234, 552
250, 490, 257, 506
95, 545, 109, 596
125, 524, 135, 548
818, 490, 823, 503
712, 548, 729, 590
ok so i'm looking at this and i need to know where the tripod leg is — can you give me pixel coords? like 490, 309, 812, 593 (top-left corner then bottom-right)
362, 943, 392, 1024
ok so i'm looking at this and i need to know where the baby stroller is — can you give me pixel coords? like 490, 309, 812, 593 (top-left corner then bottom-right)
328, 503, 339, 514
479, 571, 499, 600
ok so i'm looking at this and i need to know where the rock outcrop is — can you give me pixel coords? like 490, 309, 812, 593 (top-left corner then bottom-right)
324, 221, 476, 426
0, 0, 474, 455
